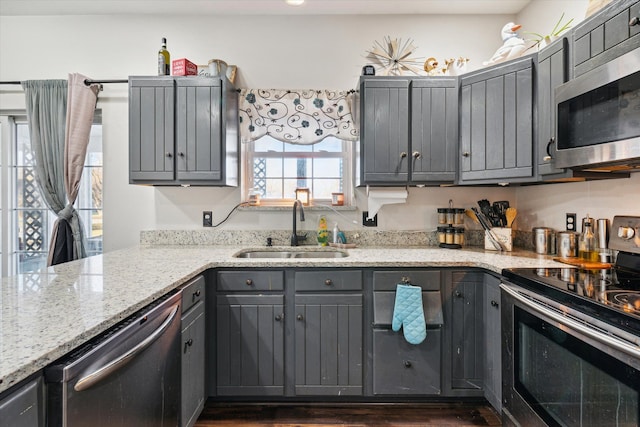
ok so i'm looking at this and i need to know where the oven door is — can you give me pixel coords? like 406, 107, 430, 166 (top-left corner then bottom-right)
501, 282, 640, 427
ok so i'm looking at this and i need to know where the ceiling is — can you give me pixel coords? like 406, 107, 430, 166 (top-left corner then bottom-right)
0, 0, 532, 16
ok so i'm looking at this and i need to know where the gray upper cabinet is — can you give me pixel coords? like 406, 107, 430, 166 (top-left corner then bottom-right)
536, 37, 574, 179
129, 76, 175, 182
129, 76, 238, 186
458, 55, 535, 184
359, 76, 457, 186
572, 0, 640, 77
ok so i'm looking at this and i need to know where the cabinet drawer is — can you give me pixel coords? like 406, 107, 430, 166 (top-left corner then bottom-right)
217, 271, 284, 291
295, 270, 362, 291
373, 291, 443, 327
181, 275, 205, 313
372, 329, 442, 395
373, 270, 440, 291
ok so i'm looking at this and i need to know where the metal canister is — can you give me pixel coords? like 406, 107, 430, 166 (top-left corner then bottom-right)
556, 231, 579, 258
532, 227, 556, 254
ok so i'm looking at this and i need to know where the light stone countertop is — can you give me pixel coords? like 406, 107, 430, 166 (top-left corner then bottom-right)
0, 243, 566, 394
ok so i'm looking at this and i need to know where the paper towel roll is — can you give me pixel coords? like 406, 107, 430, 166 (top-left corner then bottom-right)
367, 189, 408, 219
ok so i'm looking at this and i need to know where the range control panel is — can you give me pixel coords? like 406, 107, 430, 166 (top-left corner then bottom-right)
610, 216, 640, 253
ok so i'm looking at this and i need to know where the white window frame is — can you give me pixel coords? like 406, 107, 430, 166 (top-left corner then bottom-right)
0, 112, 103, 277
242, 135, 354, 206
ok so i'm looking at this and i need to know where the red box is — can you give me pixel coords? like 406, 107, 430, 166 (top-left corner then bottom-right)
172, 58, 198, 76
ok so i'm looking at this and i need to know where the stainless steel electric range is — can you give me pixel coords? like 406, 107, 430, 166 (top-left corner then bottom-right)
500, 216, 640, 427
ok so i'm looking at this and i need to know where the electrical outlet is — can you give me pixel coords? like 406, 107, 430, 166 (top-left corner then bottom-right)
362, 211, 378, 227
566, 212, 577, 231
203, 211, 213, 227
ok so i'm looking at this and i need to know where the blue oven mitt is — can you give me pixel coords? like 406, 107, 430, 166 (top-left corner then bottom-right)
392, 284, 427, 345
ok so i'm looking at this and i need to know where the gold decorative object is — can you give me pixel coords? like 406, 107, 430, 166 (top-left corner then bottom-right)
366, 36, 423, 76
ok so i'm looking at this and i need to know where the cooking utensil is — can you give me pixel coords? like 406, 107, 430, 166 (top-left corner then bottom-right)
505, 207, 517, 228
478, 199, 501, 227
492, 201, 510, 226
472, 207, 506, 251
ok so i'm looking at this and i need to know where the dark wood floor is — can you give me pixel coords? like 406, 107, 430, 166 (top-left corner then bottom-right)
195, 402, 502, 426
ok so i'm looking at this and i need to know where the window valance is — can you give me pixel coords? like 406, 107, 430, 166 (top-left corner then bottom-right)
238, 89, 359, 145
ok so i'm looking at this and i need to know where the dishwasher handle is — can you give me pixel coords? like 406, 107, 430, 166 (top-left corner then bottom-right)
74, 305, 179, 392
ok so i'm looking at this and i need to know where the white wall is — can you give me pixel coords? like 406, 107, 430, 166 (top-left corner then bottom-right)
1, 1, 638, 251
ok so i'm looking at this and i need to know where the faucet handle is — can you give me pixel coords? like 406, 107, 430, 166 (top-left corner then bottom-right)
297, 233, 307, 241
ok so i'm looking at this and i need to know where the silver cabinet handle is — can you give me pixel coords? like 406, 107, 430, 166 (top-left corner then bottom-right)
400, 152, 407, 158
500, 284, 640, 360
324, 279, 333, 286
74, 305, 179, 392
246, 279, 254, 286
462, 152, 470, 157
630, 16, 639, 26
412, 151, 421, 159
297, 314, 304, 321
165, 152, 172, 158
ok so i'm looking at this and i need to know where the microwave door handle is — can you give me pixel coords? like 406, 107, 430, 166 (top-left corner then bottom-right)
73, 305, 179, 392
543, 137, 555, 162
500, 284, 640, 360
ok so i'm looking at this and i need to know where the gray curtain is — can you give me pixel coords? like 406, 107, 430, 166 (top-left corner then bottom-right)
22, 76, 99, 266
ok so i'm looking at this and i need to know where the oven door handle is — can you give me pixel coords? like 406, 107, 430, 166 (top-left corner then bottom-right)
500, 283, 640, 360
73, 305, 179, 392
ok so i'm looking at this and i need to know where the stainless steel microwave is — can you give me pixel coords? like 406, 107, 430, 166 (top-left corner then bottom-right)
554, 47, 640, 171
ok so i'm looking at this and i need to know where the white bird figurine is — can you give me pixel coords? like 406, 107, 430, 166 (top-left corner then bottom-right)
483, 23, 527, 66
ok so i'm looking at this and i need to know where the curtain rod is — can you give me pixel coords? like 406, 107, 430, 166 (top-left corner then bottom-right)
0, 79, 128, 86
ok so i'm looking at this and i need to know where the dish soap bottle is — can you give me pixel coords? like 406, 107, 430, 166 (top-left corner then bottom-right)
332, 223, 340, 244
317, 215, 328, 246
579, 215, 597, 262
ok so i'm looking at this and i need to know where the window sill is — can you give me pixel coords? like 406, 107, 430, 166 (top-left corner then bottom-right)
238, 204, 357, 212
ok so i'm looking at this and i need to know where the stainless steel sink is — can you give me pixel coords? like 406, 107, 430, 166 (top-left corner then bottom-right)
234, 249, 348, 259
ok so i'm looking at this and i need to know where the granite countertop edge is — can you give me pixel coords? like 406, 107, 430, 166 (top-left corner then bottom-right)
0, 244, 565, 394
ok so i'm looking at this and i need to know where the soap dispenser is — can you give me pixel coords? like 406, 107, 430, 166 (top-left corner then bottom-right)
333, 223, 340, 244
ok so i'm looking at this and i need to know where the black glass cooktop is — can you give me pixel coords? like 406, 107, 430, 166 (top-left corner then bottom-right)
503, 252, 640, 336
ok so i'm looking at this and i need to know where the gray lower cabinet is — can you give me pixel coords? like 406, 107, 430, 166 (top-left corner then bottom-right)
0, 375, 45, 427
458, 55, 535, 184
371, 270, 444, 396
129, 76, 238, 186
359, 76, 457, 185
180, 275, 206, 427
215, 271, 285, 396
483, 274, 502, 412
572, 0, 640, 77
447, 271, 484, 392
294, 270, 363, 396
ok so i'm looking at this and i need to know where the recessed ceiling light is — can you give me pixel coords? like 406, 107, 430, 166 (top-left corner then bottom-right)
285, 0, 305, 6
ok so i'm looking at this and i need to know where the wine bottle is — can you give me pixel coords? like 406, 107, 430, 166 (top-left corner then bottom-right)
158, 37, 170, 76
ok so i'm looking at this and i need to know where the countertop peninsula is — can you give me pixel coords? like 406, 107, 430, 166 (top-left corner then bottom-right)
0, 243, 566, 394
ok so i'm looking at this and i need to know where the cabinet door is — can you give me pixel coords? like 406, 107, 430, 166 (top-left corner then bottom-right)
175, 78, 223, 182
360, 77, 410, 184
483, 274, 502, 412
294, 293, 363, 396
573, 0, 640, 77
459, 56, 534, 184
129, 76, 175, 182
411, 78, 458, 184
181, 301, 205, 427
216, 295, 285, 396
537, 37, 573, 178
0, 375, 44, 427
372, 329, 442, 395
450, 271, 484, 390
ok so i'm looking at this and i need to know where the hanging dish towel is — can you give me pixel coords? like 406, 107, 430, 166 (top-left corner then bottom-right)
392, 284, 427, 344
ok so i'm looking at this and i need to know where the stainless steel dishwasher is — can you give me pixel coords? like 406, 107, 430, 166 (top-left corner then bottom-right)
45, 290, 182, 427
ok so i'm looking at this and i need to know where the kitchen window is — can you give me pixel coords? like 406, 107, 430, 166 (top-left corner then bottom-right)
242, 135, 353, 205
0, 114, 103, 277
238, 88, 358, 206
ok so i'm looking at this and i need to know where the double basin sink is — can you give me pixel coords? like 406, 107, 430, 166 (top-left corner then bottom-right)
235, 248, 348, 259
